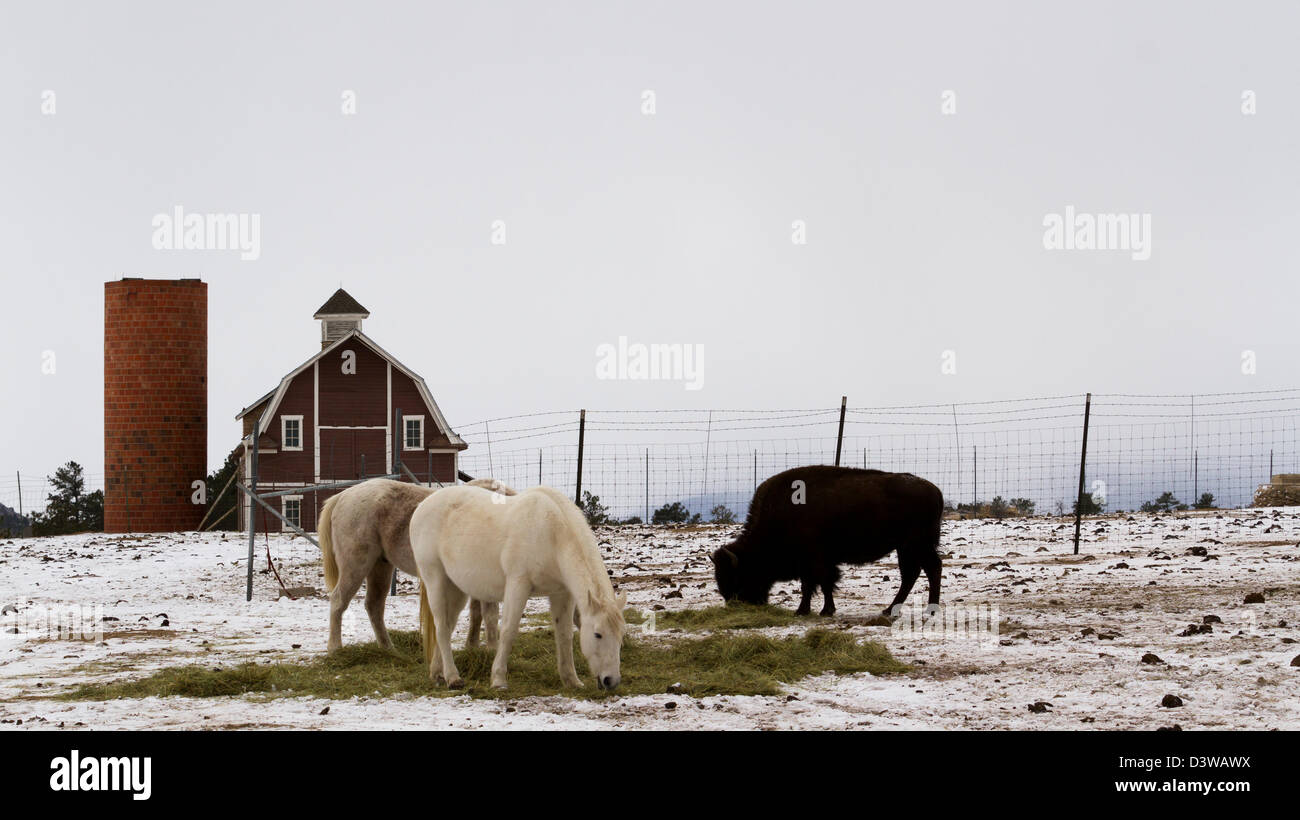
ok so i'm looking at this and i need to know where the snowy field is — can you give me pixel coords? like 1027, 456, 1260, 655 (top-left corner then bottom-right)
1, 509, 1298, 731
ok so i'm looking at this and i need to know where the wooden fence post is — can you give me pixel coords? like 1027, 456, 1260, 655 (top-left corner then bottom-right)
834, 396, 847, 466
574, 409, 586, 505
247, 413, 262, 602
1072, 393, 1092, 556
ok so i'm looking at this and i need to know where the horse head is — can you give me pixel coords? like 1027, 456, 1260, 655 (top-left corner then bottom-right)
579, 589, 627, 690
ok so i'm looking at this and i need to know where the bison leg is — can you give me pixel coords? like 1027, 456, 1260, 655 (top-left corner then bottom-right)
796, 578, 816, 616
819, 582, 836, 616
920, 549, 942, 612
885, 551, 922, 617
819, 566, 840, 616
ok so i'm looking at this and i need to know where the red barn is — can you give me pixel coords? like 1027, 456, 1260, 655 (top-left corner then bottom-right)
235, 289, 466, 532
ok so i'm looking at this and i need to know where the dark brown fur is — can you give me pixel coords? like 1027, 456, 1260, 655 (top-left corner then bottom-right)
711, 466, 943, 616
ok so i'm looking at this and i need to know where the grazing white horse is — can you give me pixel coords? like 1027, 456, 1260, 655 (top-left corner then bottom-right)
317, 477, 515, 656
410, 484, 626, 690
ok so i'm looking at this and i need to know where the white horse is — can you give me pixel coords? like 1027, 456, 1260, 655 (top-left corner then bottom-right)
317, 477, 515, 656
409, 484, 626, 690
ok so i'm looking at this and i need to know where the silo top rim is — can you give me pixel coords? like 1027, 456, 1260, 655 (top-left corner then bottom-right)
313, 288, 370, 318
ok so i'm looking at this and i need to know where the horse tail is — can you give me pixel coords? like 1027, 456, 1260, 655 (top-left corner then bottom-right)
319, 494, 339, 593
418, 580, 436, 666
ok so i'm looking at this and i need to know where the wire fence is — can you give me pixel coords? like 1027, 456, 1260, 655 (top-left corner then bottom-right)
455, 390, 1300, 523
0, 473, 105, 529
4, 389, 1297, 537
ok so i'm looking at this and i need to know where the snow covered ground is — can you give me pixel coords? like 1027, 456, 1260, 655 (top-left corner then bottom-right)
2, 508, 1297, 730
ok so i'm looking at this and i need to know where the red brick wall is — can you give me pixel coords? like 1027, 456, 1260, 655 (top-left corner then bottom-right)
104, 279, 207, 532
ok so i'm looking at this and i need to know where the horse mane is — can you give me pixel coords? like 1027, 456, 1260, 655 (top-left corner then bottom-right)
527, 486, 624, 626
465, 477, 517, 496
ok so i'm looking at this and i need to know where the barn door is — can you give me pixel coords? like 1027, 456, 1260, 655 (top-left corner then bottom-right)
320, 429, 354, 480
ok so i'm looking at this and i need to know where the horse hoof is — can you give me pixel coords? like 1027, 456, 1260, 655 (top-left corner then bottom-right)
795, 607, 811, 617
447, 678, 465, 690
820, 609, 836, 617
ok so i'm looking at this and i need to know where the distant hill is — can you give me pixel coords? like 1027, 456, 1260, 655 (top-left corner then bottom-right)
0, 502, 30, 535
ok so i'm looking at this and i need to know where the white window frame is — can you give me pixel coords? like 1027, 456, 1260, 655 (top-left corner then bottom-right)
282, 495, 303, 529
403, 415, 425, 451
281, 415, 304, 451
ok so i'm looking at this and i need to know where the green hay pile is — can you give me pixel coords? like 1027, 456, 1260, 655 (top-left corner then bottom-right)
61, 625, 905, 702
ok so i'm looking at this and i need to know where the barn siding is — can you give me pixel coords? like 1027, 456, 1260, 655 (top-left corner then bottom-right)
260, 369, 315, 485
317, 342, 388, 427
239, 332, 464, 533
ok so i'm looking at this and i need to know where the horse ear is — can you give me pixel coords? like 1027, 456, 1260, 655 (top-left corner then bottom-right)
616, 590, 627, 609
718, 547, 739, 568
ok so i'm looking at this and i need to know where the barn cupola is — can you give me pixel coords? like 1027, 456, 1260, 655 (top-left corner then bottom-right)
313, 288, 370, 349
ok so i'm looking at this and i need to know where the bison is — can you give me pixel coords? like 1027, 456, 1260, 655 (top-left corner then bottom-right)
710, 466, 943, 616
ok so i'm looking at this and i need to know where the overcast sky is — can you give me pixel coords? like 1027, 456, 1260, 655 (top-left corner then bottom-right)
2, 1, 1298, 485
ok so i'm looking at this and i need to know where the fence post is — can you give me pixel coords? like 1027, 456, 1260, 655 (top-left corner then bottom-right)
702, 410, 713, 503
1072, 393, 1092, 556
645, 448, 650, 523
15, 471, 22, 534
952, 404, 961, 501
394, 408, 402, 478
538, 448, 542, 486
427, 451, 432, 487
1194, 449, 1198, 504
973, 445, 977, 505
574, 409, 586, 504
391, 408, 403, 595
247, 413, 262, 602
834, 396, 846, 466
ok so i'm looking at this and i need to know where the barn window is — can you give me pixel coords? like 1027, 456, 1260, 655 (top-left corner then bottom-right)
281, 416, 303, 451
282, 496, 302, 529
403, 416, 424, 451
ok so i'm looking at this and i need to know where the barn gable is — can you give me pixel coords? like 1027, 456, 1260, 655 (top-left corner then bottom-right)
234, 292, 466, 532
236, 330, 465, 450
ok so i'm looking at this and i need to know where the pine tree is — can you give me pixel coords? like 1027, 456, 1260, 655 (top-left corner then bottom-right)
31, 461, 102, 535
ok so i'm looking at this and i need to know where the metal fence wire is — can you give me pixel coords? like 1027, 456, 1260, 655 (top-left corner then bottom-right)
455, 390, 1299, 524
4, 390, 1297, 545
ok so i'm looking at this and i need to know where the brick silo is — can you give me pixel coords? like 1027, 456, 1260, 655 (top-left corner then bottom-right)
104, 278, 208, 532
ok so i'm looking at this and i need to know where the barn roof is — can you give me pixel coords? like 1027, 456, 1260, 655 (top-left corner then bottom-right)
235, 329, 466, 449
235, 389, 275, 421
313, 288, 370, 318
